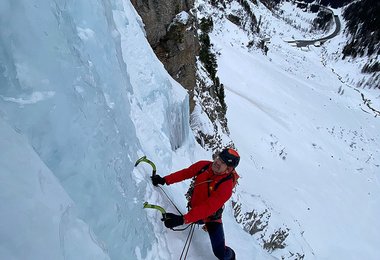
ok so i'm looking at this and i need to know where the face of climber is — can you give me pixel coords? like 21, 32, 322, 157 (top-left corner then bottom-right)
212, 156, 230, 174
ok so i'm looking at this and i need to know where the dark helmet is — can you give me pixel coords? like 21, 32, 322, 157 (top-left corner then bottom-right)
219, 148, 240, 168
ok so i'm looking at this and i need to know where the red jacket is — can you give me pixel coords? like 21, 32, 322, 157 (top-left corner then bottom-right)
164, 160, 239, 224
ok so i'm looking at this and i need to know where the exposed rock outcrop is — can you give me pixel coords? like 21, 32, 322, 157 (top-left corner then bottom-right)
131, 0, 199, 111
131, 0, 233, 151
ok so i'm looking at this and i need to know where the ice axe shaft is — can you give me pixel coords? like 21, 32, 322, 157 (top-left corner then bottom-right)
143, 202, 166, 214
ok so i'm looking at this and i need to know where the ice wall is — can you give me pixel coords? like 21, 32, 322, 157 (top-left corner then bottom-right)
0, 119, 109, 260
112, 0, 190, 155
0, 0, 191, 259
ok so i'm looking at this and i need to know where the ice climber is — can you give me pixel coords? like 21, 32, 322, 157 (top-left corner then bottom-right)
151, 148, 240, 260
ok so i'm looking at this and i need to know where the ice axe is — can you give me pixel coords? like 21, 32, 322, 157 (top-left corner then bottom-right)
143, 202, 190, 232
135, 156, 184, 218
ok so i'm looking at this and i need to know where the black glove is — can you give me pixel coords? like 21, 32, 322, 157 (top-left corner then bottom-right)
162, 213, 184, 229
151, 174, 166, 186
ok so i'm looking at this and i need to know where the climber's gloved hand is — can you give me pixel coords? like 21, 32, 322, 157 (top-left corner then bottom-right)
161, 213, 184, 229
151, 174, 166, 186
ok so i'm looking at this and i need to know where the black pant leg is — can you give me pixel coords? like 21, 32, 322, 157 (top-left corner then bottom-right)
206, 222, 236, 260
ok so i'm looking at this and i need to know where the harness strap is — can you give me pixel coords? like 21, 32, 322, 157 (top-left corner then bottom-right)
214, 173, 235, 191
188, 163, 236, 221
196, 163, 212, 177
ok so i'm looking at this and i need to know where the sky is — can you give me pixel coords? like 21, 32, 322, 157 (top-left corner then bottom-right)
0, 0, 379, 260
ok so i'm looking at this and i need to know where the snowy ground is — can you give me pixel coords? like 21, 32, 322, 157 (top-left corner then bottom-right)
207, 1, 380, 259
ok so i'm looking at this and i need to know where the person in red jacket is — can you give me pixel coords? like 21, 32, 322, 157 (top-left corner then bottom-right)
151, 148, 240, 260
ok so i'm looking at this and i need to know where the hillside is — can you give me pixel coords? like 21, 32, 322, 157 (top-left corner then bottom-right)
342, 0, 379, 74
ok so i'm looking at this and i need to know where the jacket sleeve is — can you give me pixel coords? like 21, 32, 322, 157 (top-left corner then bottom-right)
183, 179, 234, 224
164, 161, 211, 185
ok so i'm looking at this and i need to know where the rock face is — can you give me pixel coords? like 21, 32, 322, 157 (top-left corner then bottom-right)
131, 0, 199, 111
131, 0, 232, 151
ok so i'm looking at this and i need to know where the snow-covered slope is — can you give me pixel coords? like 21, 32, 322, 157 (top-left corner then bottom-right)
196, 0, 380, 259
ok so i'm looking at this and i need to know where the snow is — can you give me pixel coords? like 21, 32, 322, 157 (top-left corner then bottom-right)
1, 0, 379, 260
174, 11, 191, 25
321, 11, 380, 105
206, 1, 380, 259
190, 103, 215, 137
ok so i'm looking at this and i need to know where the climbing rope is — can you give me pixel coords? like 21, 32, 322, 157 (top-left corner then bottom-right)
179, 223, 195, 260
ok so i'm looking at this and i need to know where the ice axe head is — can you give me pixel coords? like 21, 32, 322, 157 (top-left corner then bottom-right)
134, 156, 157, 176
134, 156, 147, 167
